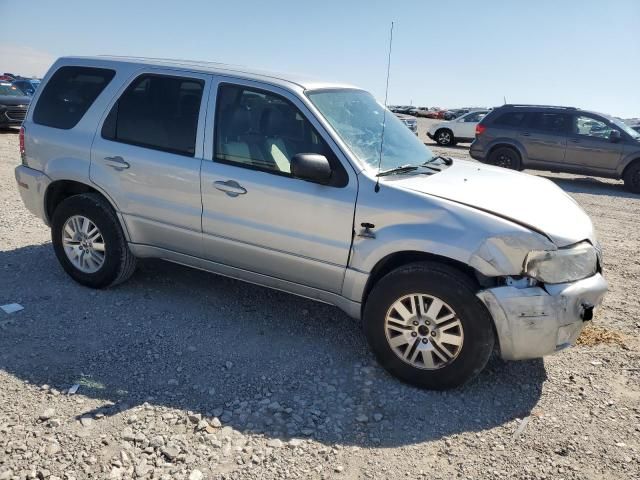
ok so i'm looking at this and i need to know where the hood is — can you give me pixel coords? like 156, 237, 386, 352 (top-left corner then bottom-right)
390, 159, 595, 247
0, 95, 31, 106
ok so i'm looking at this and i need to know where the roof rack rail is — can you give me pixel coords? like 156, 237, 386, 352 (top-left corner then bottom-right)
502, 104, 577, 110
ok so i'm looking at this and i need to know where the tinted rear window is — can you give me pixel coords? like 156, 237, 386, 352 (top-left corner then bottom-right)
492, 111, 527, 127
33, 66, 115, 129
101, 74, 203, 156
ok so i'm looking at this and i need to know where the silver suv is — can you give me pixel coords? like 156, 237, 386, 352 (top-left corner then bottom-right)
15, 57, 608, 389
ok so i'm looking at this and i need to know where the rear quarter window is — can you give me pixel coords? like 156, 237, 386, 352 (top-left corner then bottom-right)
492, 111, 527, 127
33, 66, 115, 129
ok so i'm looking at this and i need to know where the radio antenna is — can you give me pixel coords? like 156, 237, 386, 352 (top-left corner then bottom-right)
374, 21, 394, 193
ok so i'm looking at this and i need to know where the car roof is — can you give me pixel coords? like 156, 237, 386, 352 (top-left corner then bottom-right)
497, 104, 612, 119
57, 56, 360, 92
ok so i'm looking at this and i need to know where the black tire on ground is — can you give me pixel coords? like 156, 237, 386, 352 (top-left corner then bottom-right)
623, 161, 640, 194
488, 146, 522, 170
435, 128, 454, 146
51, 193, 137, 288
363, 261, 495, 390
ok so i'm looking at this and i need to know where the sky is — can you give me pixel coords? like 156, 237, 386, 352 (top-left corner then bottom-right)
1, 0, 638, 118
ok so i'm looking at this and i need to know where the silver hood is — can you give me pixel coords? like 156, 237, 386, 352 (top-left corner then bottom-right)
390, 159, 595, 247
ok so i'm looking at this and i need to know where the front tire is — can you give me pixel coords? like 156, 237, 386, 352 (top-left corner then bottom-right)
51, 193, 137, 288
623, 161, 640, 193
435, 129, 454, 146
363, 262, 494, 390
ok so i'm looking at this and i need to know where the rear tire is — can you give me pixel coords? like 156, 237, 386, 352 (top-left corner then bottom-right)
363, 262, 495, 390
488, 146, 522, 170
623, 161, 640, 193
51, 193, 137, 288
435, 129, 454, 146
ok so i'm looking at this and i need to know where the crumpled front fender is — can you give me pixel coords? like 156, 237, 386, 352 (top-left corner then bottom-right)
468, 232, 557, 277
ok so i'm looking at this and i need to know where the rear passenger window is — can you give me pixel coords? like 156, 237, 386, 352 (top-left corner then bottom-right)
102, 74, 203, 156
529, 113, 570, 133
493, 111, 526, 127
33, 66, 115, 129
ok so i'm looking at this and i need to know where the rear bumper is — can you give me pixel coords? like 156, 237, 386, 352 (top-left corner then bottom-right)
15, 165, 50, 224
469, 144, 485, 161
477, 273, 608, 361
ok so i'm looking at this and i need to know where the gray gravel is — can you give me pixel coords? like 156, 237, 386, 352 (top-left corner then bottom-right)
1, 125, 639, 479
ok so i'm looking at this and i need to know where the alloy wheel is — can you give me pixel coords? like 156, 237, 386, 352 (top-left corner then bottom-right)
384, 293, 464, 369
62, 215, 106, 273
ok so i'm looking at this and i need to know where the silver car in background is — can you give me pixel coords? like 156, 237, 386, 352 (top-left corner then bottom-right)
15, 57, 607, 389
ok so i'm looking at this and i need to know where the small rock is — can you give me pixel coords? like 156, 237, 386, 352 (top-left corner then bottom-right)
335, 465, 344, 473
48, 418, 62, 428
167, 378, 179, 386
80, 417, 94, 428
39, 408, 55, 421
121, 427, 136, 442
161, 446, 180, 461
189, 470, 204, 480
356, 414, 368, 423
288, 438, 303, 448
0, 471, 11, 480
373, 413, 383, 422
46, 442, 61, 455
225, 361, 233, 370
267, 439, 283, 448
196, 419, 209, 431
211, 417, 222, 428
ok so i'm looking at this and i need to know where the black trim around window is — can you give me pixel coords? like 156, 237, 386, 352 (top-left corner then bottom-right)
213, 83, 349, 188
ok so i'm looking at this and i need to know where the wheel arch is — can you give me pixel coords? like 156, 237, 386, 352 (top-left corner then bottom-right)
621, 156, 640, 179
44, 180, 130, 241
360, 250, 480, 310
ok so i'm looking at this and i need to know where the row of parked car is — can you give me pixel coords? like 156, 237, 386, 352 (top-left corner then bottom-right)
390, 105, 484, 120
0, 73, 41, 129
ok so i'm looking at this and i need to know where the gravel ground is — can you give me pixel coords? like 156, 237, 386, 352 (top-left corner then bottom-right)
1, 124, 639, 480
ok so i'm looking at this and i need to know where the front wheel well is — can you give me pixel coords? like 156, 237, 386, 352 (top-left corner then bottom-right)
488, 143, 521, 159
45, 180, 103, 223
361, 251, 480, 309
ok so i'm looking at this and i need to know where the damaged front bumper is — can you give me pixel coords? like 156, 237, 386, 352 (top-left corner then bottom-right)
477, 273, 608, 361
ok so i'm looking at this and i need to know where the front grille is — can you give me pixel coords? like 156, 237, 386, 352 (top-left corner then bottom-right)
6, 108, 27, 121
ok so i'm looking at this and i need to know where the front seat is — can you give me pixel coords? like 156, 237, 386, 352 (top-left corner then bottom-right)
260, 108, 292, 174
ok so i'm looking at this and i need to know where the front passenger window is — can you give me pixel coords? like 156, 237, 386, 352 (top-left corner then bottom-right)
574, 115, 614, 140
214, 84, 337, 177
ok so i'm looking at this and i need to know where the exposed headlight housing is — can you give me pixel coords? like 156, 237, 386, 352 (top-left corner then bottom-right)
524, 242, 597, 284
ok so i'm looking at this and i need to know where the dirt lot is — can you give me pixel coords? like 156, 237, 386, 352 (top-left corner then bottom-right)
1, 124, 639, 480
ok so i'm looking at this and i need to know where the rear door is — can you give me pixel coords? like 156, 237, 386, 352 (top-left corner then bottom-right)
564, 114, 623, 172
199, 80, 358, 293
90, 69, 210, 257
455, 111, 486, 140
520, 111, 570, 166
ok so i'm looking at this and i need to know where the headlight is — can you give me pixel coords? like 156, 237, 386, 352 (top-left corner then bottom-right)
524, 242, 597, 284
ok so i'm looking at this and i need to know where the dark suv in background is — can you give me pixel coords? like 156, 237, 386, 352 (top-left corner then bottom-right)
470, 105, 640, 193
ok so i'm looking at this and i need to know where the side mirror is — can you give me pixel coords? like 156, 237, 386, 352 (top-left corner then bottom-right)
609, 130, 621, 143
291, 153, 332, 184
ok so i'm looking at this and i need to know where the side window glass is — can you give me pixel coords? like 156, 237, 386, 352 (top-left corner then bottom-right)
464, 112, 485, 122
214, 84, 345, 185
102, 74, 203, 156
574, 115, 614, 140
33, 66, 115, 129
529, 113, 570, 133
493, 111, 526, 127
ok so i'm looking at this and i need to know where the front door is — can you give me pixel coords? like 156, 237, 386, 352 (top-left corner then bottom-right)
91, 70, 210, 257
520, 111, 570, 166
564, 114, 623, 172
199, 80, 358, 293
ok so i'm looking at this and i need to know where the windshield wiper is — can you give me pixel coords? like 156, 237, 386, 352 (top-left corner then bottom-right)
376, 165, 420, 177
